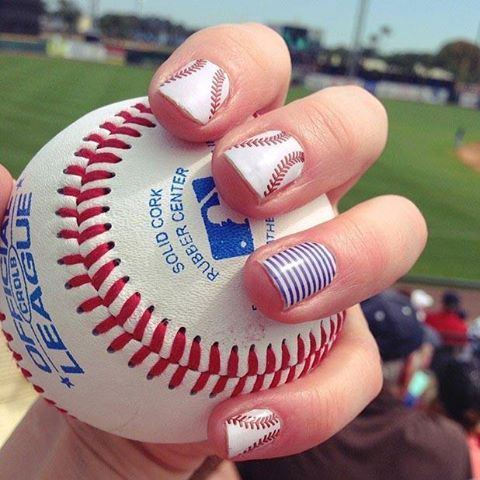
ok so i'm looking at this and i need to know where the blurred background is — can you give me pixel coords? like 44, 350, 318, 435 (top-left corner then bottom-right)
0, 0, 479, 456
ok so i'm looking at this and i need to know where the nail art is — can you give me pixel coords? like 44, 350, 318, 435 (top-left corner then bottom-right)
224, 130, 304, 198
159, 59, 229, 125
263, 242, 336, 308
226, 409, 281, 458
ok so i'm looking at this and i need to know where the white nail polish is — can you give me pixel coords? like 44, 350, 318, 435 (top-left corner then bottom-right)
159, 59, 229, 125
226, 409, 281, 458
224, 130, 304, 198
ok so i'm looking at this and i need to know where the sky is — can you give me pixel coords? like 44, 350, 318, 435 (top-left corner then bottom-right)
53, 0, 480, 53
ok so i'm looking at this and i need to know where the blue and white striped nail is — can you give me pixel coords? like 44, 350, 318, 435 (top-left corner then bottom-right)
263, 242, 337, 308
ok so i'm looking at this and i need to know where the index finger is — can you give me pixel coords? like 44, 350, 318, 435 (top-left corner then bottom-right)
148, 23, 291, 142
0, 164, 13, 222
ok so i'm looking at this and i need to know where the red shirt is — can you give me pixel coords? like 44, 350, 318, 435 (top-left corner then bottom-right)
426, 310, 468, 346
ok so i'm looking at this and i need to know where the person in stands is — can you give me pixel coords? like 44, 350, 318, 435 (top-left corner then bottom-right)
237, 290, 472, 480
437, 357, 480, 479
426, 291, 468, 347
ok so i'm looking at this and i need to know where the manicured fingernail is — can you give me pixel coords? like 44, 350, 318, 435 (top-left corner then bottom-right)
158, 59, 229, 125
226, 409, 281, 459
224, 130, 304, 198
263, 242, 337, 308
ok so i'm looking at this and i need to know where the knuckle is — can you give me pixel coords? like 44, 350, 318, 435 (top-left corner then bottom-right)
302, 100, 358, 161
340, 215, 390, 277
303, 384, 343, 441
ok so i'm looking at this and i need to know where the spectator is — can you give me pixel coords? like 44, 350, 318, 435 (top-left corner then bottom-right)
437, 358, 480, 479
426, 291, 468, 347
237, 290, 472, 480
410, 288, 434, 321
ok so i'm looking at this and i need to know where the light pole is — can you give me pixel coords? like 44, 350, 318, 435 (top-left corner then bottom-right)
90, 0, 99, 28
347, 0, 370, 79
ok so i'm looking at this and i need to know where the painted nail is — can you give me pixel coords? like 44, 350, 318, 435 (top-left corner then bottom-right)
224, 130, 305, 198
158, 59, 229, 125
263, 242, 337, 308
226, 409, 281, 458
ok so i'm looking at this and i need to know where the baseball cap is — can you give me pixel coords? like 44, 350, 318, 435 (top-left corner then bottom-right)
361, 289, 425, 361
410, 289, 434, 310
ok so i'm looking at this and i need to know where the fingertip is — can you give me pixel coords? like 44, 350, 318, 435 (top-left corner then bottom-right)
388, 194, 428, 249
147, 23, 292, 142
0, 164, 13, 212
148, 76, 217, 143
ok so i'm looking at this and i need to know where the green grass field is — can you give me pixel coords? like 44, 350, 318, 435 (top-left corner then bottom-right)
1, 54, 479, 280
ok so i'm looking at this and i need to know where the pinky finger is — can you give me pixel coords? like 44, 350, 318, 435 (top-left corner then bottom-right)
208, 306, 382, 460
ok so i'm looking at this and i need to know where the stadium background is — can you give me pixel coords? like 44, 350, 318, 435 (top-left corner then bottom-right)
0, 0, 479, 448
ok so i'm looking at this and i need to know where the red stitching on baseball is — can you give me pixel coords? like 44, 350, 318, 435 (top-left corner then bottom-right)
209, 68, 226, 119
161, 59, 208, 85
263, 151, 305, 197
234, 131, 291, 148
0, 310, 71, 413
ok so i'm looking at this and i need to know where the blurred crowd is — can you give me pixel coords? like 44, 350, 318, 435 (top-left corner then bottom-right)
238, 288, 480, 480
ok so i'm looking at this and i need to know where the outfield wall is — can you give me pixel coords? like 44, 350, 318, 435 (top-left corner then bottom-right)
305, 73, 452, 105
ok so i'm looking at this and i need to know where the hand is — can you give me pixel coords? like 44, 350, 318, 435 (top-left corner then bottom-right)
0, 23, 427, 480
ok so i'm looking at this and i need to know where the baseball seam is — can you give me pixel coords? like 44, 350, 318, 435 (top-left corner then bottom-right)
263, 151, 305, 197
227, 412, 279, 429
234, 131, 291, 149
161, 59, 208, 85
242, 429, 280, 455
0, 312, 72, 415
209, 68, 226, 119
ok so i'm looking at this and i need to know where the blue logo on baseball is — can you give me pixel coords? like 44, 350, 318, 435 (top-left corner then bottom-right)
192, 177, 254, 260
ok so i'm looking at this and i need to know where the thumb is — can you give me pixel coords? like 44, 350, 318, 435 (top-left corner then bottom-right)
0, 164, 13, 224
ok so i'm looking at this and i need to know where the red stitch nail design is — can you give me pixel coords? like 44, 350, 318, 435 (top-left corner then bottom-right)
226, 409, 281, 458
159, 59, 229, 125
224, 130, 305, 199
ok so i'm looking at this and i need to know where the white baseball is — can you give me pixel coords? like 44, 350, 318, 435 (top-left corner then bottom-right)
0, 98, 343, 443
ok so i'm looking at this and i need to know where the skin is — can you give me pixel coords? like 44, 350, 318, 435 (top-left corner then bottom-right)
0, 23, 427, 479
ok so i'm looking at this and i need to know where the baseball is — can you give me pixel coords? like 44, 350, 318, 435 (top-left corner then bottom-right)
0, 98, 343, 443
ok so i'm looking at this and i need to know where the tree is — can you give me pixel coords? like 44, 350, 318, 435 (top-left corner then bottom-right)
55, 0, 80, 34
365, 25, 392, 56
99, 14, 140, 39
385, 52, 437, 74
380, 25, 391, 37
436, 40, 480, 82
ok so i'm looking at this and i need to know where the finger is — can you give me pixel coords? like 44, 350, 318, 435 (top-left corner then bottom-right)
0, 164, 13, 222
244, 195, 427, 323
212, 86, 388, 218
148, 23, 291, 142
208, 306, 382, 460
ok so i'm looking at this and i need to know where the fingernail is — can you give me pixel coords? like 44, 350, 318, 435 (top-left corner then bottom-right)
224, 130, 304, 198
226, 409, 281, 459
263, 242, 337, 308
158, 59, 229, 125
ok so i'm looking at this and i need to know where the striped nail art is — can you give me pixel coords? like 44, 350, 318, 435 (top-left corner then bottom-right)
263, 242, 336, 308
